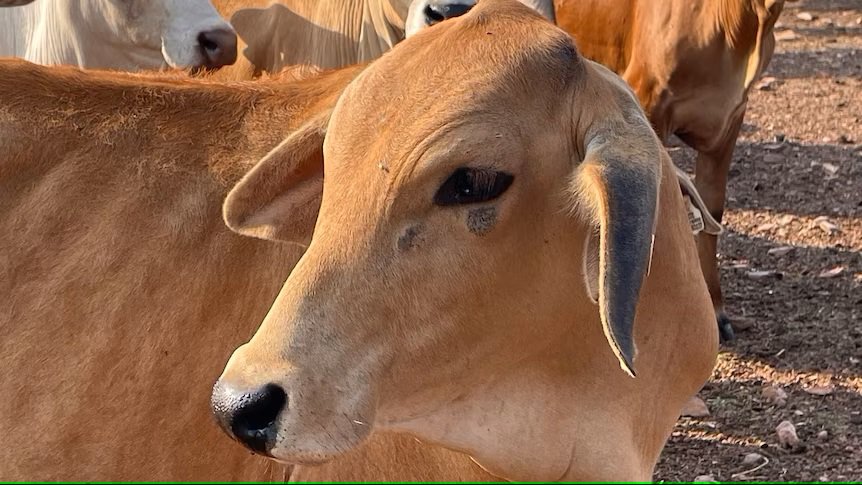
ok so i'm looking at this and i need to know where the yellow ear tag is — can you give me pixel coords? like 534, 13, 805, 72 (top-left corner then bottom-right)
685, 195, 705, 235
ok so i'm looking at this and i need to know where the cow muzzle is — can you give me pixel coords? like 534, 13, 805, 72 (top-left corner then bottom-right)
406, 0, 476, 37
211, 381, 287, 455
197, 28, 238, 68
424, 0, 475, 23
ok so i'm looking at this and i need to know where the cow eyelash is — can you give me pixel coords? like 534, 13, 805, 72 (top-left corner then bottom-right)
433, 167, 514, 206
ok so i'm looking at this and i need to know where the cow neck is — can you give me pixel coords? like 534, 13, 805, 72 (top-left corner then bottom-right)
673, 0, 760, 54
0, 3, 31, 58
387, 331, 652, 482
356, 0, 406, 63
27, 0, 164, 69
292, 0, 404, 68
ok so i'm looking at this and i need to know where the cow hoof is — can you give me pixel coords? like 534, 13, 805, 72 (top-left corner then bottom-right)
718, 314, 735, 343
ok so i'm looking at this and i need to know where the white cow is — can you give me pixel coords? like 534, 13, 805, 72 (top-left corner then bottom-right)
0, 0, 237, 70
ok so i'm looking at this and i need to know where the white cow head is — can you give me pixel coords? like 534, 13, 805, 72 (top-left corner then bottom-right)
3, 0, 237, 69
211, 1, 667, 476
89, 0, 237, 69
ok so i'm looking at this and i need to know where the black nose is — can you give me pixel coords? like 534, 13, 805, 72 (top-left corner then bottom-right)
197, 28, 238, 69
424, 1, 473, 24
211, 382, 287, 454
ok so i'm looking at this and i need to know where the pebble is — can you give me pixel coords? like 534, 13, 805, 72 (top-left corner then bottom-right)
818, 267, 845, 279
742, 452, 765, 466
731, 317, 755, 332
768, 246, 794, 257
777, 420, 804, 451
694, 475, 717, 483
776, 30, 798, 41
821, 162, 839, 175
815, 217, 840, 235
747, 270, 782, 280
757, 76, 778, 90
804, 383, 835, 395
681, 396, 711, 418
762, 386, 788, 407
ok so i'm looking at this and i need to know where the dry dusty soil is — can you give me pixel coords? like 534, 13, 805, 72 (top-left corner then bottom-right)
654, 0, 862, 481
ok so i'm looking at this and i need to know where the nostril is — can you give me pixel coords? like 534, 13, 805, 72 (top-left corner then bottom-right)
198, 32, 220, 55
424, 3, 445, 23
212, 382, 287, 454
234, 383, 287, 433
196, 29, 238, 68
426, 2, 473, 24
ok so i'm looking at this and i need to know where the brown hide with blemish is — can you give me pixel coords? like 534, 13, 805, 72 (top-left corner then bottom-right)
0, 57, 506, 482
216, 1, 718, 480
0, 59, 359, 480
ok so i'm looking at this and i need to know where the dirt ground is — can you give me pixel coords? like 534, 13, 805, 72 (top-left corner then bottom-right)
654, 0, 862, 481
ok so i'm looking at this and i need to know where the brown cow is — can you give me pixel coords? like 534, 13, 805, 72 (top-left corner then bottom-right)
0, 60, 352, 480
0, 3, 553, 479
554, 0, 786, 340
212, 0, 718, 480
0, 58, 520, 482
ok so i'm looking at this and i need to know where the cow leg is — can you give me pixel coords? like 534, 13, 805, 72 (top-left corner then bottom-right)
694, 112, 745, 343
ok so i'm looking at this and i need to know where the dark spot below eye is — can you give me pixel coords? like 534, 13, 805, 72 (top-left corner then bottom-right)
397, 225, 423, 251
467, 207, 497, 236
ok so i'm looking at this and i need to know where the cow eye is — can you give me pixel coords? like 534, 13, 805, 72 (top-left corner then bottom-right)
434, 167, 514, 206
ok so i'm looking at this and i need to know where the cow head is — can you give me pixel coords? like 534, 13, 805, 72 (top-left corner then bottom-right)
87, 0, 237, 69
212, 0, 663, 478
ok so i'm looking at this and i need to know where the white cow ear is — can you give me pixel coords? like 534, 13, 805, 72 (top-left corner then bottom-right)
223, 112, 330, 246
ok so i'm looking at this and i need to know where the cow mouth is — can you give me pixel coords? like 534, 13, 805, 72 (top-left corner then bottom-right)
266, 447, 351, 467
263, 411, 377, 466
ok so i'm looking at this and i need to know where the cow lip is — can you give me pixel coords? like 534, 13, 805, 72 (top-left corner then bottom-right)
243, 445, 275, 459
267, 453, 334, 466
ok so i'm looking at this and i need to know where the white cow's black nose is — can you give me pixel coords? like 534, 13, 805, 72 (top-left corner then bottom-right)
424, 1, 474, 24
211, 382, 286, 454
197, 28, 238, 69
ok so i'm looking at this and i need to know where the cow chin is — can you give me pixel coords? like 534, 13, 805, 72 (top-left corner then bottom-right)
265, 388, 378, 465
268, 447, 355, 467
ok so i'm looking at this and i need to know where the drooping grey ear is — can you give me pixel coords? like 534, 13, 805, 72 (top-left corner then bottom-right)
223, 112, 330, 246
571, 70, 662, 378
